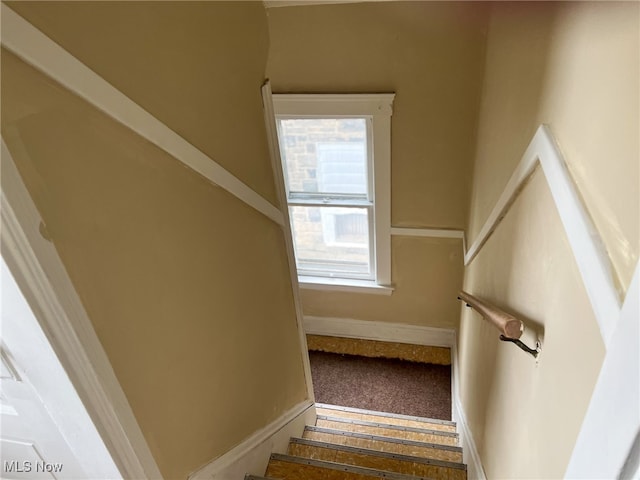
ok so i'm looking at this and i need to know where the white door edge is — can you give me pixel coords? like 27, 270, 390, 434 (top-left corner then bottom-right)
1, 138, 163, 479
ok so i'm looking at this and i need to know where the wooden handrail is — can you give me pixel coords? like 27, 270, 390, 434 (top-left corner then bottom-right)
458, 291, 524, 339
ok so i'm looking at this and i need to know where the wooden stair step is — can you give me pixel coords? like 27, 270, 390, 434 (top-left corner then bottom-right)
316, 415, 459, 447
288, 437, 467, 480
303, 425, 463, 463
265, 453, 434, 480
316, 403, 456, 433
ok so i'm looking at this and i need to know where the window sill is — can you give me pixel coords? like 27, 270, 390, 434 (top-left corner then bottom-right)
298, 276, 394, 296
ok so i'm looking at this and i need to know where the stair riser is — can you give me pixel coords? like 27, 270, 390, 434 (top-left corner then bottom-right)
316, 407, 456, 433
307, 335, 451, 365
303, 429, 463, 463
289, 443, 467, 480
265, 458, 429, 480
316, 419, 459, 446
265, 460, 336, 480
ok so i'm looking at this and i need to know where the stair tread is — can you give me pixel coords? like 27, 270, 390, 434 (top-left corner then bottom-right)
316, 403, 456, 427
304, 425, 463, 453
252, 403, 464, 479
315, 417, 459, 447
287, 438, 466, 480
317, 414, 459, 437
267, 453, 436, 480
290, 437, 467, 470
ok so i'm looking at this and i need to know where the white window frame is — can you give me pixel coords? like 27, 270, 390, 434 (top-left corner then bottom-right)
273, 94, 394, 295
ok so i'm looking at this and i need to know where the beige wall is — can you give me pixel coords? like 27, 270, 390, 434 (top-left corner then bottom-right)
1, 3, 308, 478
302, 237, 464, 328
467, 1, 639, 293
460, 2, 638, 478
6, 1, 278, 204
267, 2, 487, 328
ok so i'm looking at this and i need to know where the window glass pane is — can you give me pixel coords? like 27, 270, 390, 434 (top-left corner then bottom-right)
278, 118, 367, 196
289, 206, 371, 278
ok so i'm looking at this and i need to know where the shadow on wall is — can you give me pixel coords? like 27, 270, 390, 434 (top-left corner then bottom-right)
466, 2, 558, 243
458, 1, 557, 403
457, 0, 640, 477
458, 0, 558, 462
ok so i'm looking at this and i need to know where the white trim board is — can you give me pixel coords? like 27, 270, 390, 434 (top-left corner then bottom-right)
390, 227, 467, 257
261, 82, 315, 401
390, 227, 464, 239
188, 401, 315, 480
264, 1, 391, 8
464, 125, 620, 346
303, 316, 456, 348
0, 3, 283, 227
272, 93, 394, 116
298, 276, 394, 296
1, 139, 163, 479
565, 263, 640, 479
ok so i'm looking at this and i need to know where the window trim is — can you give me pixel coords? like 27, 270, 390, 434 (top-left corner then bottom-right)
273, 93, 394, 289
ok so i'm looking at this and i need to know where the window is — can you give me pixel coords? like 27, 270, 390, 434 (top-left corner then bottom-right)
273, 94, 394, 294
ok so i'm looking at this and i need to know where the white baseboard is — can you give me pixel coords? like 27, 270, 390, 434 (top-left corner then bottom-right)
453, 398, 486, 480
451, 339, 487, 480
303, 316, 456, 348
188, 400, 316, 480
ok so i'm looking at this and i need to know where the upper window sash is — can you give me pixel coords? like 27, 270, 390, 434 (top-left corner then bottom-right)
273, 93, 393, 200
276, 116, 373, 202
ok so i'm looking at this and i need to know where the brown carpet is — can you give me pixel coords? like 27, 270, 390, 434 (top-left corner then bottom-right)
309, 351, 452, 420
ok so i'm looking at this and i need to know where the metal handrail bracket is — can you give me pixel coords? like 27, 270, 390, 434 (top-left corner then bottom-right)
458, 291, 541, 359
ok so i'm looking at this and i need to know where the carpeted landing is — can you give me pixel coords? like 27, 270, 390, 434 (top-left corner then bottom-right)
309, 350, 452, 420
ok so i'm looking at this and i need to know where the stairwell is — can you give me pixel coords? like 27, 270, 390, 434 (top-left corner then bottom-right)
246, 403, 466, 480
